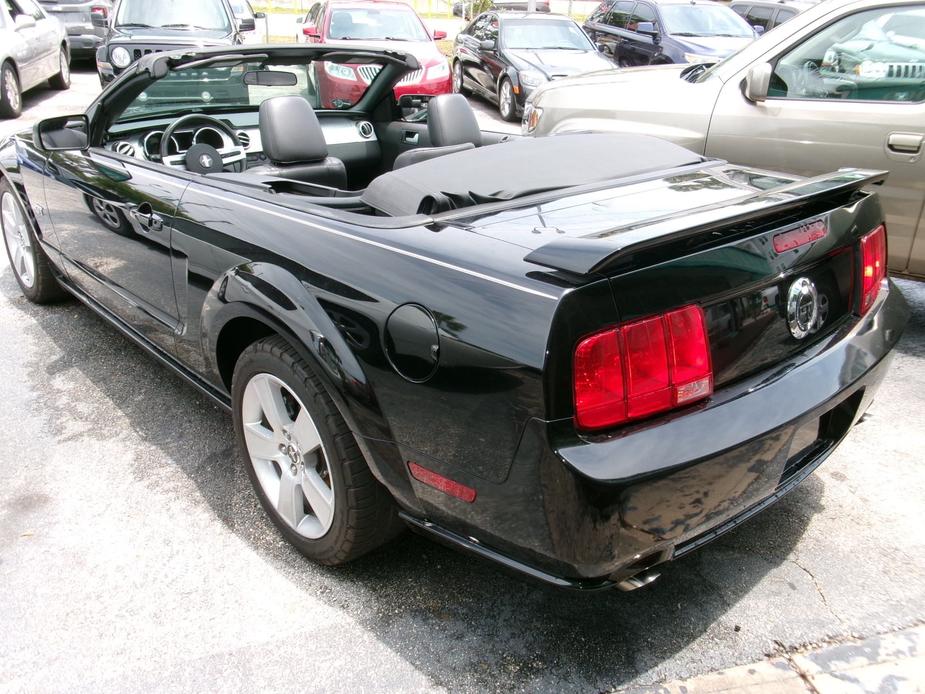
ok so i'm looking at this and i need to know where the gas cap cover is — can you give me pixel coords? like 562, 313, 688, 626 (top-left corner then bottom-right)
384, 304, 440, 382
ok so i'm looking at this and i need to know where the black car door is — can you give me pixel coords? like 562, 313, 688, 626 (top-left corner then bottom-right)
42, 144, 188, 354
455, 13, 490, 94
623, 2, 660, 65
476, 14, 504, 96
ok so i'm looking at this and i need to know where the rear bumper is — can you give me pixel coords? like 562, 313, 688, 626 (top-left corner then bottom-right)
405, 280, 909, 587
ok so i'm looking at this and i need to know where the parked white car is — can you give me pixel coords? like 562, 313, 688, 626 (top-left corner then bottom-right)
1, 0, 70, 118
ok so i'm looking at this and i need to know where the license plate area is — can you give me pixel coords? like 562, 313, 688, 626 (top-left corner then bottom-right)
781, 389, 863, 485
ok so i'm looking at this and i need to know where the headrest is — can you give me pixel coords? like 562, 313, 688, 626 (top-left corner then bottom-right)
428, 93, 481, 148
259, 96, 329, 165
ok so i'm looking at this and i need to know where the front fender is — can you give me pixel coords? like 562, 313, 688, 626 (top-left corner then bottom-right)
199, 263, 422, 512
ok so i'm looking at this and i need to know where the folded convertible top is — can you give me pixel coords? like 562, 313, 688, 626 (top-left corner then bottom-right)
361, 133, 705, 217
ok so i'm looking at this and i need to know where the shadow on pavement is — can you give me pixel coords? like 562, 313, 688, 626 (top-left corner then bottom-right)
5, 266, 830, 691
18, 62, 99, 115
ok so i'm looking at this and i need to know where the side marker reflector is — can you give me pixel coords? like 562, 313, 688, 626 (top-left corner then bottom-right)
408, 462, 477, 503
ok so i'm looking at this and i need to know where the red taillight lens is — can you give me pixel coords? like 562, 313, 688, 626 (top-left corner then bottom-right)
91, 5, 108, 17
573, 305, 712, 431
859, 224, 887, 315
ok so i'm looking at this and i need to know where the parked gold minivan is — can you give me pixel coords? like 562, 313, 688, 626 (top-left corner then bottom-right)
525, 0, 925, 278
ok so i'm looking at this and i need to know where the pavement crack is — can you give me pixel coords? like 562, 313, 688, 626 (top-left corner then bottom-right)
788, 555, 845, 625
773, 640, 821, 694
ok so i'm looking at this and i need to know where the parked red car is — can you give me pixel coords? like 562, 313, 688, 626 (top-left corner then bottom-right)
296, 0, 452, 108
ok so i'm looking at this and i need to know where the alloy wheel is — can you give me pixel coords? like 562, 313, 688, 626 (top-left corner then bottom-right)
5, 68, 19, 112
2, 191, 35, 288
499, 80, 514, 120
241, 373, 335, 539
59, 49, 70, 84
453, 61, 463, 93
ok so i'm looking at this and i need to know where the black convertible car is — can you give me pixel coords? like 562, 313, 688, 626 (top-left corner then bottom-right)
0, 44, 908, 591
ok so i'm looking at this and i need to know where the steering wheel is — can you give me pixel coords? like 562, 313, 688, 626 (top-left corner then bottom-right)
160, 114, 247, 173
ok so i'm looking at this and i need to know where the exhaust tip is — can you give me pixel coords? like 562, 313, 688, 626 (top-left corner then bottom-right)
615, 569, 661, 592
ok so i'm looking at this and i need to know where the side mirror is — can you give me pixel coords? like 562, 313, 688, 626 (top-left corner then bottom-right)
238, 17, 256, 32
596, 42, 608, 53
636, 21, 658, 37
302, 26, 320, 38
753, 24, 765, 35
744, 62, 772, 102
34, 115, 90, 152
479, 39, 496, 51
14, 14, 36, 30
254, 12, 266, 19
433, 29, 447, 40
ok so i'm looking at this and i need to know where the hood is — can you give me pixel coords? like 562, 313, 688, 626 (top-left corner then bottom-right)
670, 34, 754, 58
110, 26, 234, 45
322, 39, 444, 66
506, 48, 616, 79
539, 63, 689, 94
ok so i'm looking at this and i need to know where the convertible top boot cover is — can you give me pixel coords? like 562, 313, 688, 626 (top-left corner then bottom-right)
361, 133, 706, 216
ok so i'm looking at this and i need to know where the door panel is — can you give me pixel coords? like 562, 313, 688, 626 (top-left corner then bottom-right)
43, 149, 188, 352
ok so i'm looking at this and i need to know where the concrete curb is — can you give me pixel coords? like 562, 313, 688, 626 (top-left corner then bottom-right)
612, 625, 925, 693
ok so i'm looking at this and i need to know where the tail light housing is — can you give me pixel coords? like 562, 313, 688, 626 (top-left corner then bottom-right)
859, 224, 887, 315
91, 5, 108, 18
573, 305, 712, 431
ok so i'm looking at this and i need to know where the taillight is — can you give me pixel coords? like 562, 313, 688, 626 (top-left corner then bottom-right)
91, 5, 108, 17
859, 224, 887, 315
573, 305, 712, 431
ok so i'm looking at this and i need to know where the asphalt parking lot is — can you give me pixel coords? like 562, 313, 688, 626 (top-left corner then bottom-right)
1, 64, 924, 693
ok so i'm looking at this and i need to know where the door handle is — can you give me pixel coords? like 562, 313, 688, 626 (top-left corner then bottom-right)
402, 131, 419, 145
887, 132, 923, 154
129, 203, 164, 232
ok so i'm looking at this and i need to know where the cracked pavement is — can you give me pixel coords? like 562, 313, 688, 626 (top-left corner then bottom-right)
0, 67, 924, 693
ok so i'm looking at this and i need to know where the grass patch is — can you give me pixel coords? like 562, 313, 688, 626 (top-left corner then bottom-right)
436, 39, 454, 57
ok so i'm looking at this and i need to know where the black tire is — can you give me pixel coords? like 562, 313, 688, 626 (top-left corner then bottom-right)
232, 335, 403, 565
0, 178, 67, 303
0, 62, 22, 119
498, 77, 517, 122
48, 46, 71, 91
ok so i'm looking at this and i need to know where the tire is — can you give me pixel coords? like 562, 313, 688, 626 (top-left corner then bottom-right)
48, 46, 71, 91
0, 63, 21, 119
232, 336, 403, 565
452, 59, 467, 95
0, 179, 66, 303
498, 77, 517, 122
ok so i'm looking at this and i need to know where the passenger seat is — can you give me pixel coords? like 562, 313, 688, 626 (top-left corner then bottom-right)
393, 94, 482, 170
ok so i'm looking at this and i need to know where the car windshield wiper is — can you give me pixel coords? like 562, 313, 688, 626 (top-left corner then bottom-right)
160, 23, 214, 30
377, 36, 412, 41
671, 32, 708, 37
116, 22, 155, 28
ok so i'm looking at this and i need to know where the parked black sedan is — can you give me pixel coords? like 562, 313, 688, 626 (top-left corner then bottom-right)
1, 44, 908, 592
453, 12, 615, 120
584, 0, 756, 67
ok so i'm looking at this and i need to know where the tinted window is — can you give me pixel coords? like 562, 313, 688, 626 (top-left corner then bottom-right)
605, 0, 633, 28
660, 4, 753, 37
10, 0, 43, 20
731, 4, 749, 17
627, 2, 656, 31
469, 13, 491, 39
745, 6, 774, 32
769, 6, 925, 102
587, 1, 613, 23
775, 8, 796, 25
486, 14, 499, 42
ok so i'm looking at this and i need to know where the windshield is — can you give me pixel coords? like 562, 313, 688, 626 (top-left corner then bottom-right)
661, 5, 753, 38
502, 19, 594, 50
327, 7, 430, 41
115, 57, 385, 120
116, 0, 232, 32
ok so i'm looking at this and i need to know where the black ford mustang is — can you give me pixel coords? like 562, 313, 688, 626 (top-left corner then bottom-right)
0, 44, 909, 591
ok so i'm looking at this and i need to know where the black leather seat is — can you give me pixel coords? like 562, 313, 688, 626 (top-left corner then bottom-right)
249, 96, 348, 188
393, 94, 482, 170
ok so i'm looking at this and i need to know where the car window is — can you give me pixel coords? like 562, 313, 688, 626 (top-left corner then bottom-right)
731, 4, 749, 18
469, 13, 491, 40
115, 0, 232, 32
769, 6, 925, 103
587, 1, 613, 24
660, 4, 753, 38
775, 8, 796, 25
306, 3, 321, 26
486, 14, 499, 42
502, 19, 594, 50
627, 2, 656, 32
9, 0, 43, 20
745, 6, 774, 32
604, 0, 633, 29
326, 6, 429, 41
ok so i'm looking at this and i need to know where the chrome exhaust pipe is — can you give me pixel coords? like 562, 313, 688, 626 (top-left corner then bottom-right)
615, 569, 661, 592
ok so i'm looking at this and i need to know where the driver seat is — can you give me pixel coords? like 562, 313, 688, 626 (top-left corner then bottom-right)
249, 96, 348, 189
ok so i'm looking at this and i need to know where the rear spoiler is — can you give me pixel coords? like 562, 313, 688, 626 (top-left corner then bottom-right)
523, 169, 888, 276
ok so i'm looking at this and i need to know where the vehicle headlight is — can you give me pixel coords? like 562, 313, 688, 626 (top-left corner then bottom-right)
522, 103, 543, 135
324, 62, 357, 81
683, 53, 715, 65
110, 46, 132, 69
518, 70, 546, 88
427, 61, 449, 80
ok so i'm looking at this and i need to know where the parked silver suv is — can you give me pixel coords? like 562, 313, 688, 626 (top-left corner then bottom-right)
524, 0, 925, 278
38, 0, 111, 60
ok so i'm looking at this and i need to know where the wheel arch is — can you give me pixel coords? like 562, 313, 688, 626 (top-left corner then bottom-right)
202, 263, 418, 509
